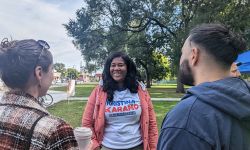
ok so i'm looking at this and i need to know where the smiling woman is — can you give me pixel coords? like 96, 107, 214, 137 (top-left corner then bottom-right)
82, 51, 158, 150
109, 57, 128, 88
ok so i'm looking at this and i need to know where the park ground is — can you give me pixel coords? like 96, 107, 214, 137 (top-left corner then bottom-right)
48, 83, 188, 132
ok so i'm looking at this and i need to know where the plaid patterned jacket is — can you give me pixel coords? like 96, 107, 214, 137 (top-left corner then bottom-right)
0, 91, 78, 150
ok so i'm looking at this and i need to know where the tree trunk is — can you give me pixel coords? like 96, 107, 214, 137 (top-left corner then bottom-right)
137, 59, 151, 88
176, 72, 185, 93
145, 69, 151, 88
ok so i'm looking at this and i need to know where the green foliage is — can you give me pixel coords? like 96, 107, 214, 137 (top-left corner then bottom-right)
54, 63, 66, 77
64, 0, 250, 90
152, 52, 171, 80
65, 68, 80, 79
84, 63, 97, 74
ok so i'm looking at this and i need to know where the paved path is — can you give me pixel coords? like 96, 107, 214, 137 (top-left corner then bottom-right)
0, 90, 69, 105
47, 90, 68, 105
0, 90, 181, 106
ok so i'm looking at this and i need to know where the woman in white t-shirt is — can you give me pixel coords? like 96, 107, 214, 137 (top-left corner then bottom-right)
82, 51, 158, 150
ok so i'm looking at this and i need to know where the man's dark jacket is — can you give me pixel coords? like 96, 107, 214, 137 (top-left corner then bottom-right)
157, 77, 250, 150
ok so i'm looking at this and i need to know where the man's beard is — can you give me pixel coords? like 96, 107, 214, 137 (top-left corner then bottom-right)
179, 59, 194, 86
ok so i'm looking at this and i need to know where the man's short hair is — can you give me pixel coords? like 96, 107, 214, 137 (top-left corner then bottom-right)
189, 23, 246, 69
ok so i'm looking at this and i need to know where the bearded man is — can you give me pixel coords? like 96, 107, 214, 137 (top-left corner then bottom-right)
157, 23, 250, 150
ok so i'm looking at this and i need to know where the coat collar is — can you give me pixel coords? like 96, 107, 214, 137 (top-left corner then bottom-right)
0, 91, 49, 114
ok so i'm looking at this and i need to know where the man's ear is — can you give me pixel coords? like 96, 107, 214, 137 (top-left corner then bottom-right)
34, 66, 43, 81
190, 47, 199, 66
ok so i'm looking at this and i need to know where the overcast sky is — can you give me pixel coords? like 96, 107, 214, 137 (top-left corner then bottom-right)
0, 0, 85, 70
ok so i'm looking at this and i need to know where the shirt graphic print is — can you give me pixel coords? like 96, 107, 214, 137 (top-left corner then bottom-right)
102, 89, 142, 149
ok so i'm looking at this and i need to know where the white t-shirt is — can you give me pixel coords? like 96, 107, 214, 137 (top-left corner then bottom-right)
102, 89, 142, 149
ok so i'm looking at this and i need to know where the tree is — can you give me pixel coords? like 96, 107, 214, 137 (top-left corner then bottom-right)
54, 63, 66, 78
64, 0, 179, 87
127, 32, 162, 87
151, 52, 171, 81
65, 0, 250, 91
66, 68, 80, 80
84, 62, 97, 75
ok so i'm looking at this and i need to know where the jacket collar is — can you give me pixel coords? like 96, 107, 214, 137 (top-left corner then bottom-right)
0, 91, 49, 114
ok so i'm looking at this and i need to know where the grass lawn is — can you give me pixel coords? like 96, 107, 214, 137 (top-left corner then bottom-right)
50, 86, 67, 92
74, 84, 96, 97
148, 88, 184, 98
50, 83, 186, 98
47, 100, 178, 132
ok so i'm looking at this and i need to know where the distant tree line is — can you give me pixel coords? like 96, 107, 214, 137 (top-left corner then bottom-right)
64, 0, 250, 91
54, 63, 80, 80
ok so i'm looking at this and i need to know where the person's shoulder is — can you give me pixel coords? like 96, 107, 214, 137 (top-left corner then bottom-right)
37, 115, 78, 149
138, 81, 146, 91
161, 94, 198, 129
38, 115, 74, 133
95, 80, 106, 91
90, 84, 103, 94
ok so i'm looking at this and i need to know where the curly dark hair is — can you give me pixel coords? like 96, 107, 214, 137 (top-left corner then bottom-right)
102, 51, 139, 101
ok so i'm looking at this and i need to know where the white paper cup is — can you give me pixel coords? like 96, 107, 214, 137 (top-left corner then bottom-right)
74, 127, 92, 150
